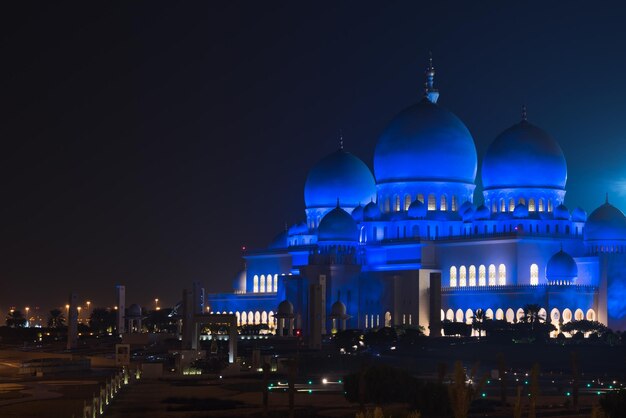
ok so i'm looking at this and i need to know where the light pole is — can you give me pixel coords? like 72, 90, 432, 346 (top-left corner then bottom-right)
154, 298, 160, 311
25, 307, 30, 327
77, 306, 82, 324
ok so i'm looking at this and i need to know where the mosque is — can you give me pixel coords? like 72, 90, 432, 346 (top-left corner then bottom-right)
206, 58, 626, 343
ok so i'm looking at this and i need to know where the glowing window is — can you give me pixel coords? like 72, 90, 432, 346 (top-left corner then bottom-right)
266, 275, 272, 292
530, 264, 539, 285
459, 266, 467, 286
384, 198, 390, 213
528, 198, 535, 212
500, 199, 506, 212
492, 202, 497, 213
268, 311, 275, 329
574, 309, 584, 321
404, 194, 411, 211
261, 311, 267, 324
548, 199, 553, 212
586, 309, 595, 321
452, 195, 458, 211
260, 275, 266, 293
562, 308, 572, 323
519, 197, 526, 205
509, 198, 515, 212
235, 312, 241, 326
488, 264, 496, 286
241, 311, 247, 325
469, 265, 476, 286
495, 309, 504, 320
394, 195, 401, 212
450, 266, 457, 287
498, 264, 506, 285
428, 194, 436, 211
538, 199, 544, 212
274, 274, 278, 292
440, 195, 447, 211
253, 275, 259, 293
417, 193, 424, 203
479, 265, 486, 286
254, 311, 261, 325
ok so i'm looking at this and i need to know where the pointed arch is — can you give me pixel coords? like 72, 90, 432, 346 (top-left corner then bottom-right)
459, 266, 467, 287
478, 265, 486, 286
469, 265, 476, 286
498, 264, 506, 285
450, 266, 457, 287
530, 264, 539, 285
488, 264, 496, 286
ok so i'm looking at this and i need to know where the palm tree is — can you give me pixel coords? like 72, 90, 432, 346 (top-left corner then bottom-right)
472, 309, 486, 339
48, 309, 65, 328
6, 310, 26, 328
522, 304, 543, 330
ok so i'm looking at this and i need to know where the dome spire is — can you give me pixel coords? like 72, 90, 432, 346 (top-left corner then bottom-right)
521, 105, 528, 121
424, 51, 439, 104
338, 129, 344, 150
606, 192, 609, 204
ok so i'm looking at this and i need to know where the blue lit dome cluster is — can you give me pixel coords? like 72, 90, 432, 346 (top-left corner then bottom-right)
546, 249, 578, 283
585, 200, 626, 241
304, 149, 376, 210
482, 120, 567, 190
317, 206, 358, 241
374, 98, 477, 185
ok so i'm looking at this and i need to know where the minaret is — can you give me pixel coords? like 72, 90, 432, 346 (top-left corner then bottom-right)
424, 52, 439, 104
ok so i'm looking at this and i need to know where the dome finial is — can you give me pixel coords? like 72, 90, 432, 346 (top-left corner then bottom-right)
606, 192, 609, 204
336, 197, 340, 208
521, 105, 528, 121
424, 51, 439, 104
338, 129, 344, 150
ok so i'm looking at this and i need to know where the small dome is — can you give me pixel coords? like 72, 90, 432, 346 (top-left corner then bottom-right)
408, 199, 427, 218
585, 200, 626, 241
351, 204, 364, 222
554, 204, 570, 220
374, 98, 477, 185
288, 222, 308, 235
232, 270, 246, 292
459, 201, 476, 221
330, 301, 347, 317
482, 120, 567, 191
128, 304, 142, 317
277, 300, 294, 316
571, 207, 587, 222
474, 204, 490, 220
318, 206, 358, 241
304, 149, 376, 210
546, 249, 578, 283
364, 201, 381, 221
268, 230, 288, 249
513, 203, 529, 219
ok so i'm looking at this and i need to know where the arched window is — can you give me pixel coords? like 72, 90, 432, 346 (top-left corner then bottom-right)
538, 198, 544, 212
505, 308, 514, 323
261, 311, 268, 324
469, 265, 476, 286
478, 265, 486, 286
574, 309, 584, 321
384, 311, 392, 327
266, 275, 273, 292
562, 308, 572, 323
485, 308, 494, 319
427, 194, 436, 211
498, 264, 506, 285
488, 264, 496, 286
548, 199, 553, 212
235, 311, 241, 326
516, 308, 525, 322
450, 266, 457, 287
495, 308, 504, 320
254, 311, 261, 325
492, 201, 497, 213
518, 197, 526, 205
446, 309, 454, 321
274, 274, 278, 292
550, 308, 560, 324
241, 311, 247, 325
465, 309, 473, 325
455, 309, 464, 322
500, 198, 506, 212
417, 193, 424, 203
260, 275, 266, 293
440, 195, 447, 211
253, 275, 259, 293
384, 197, 390, 213
509, 198, 515, 212
528, 198, 535, 212
452, 195, 458, 211
404, 194, 412, 211
268, 311, 275, 329
586, 309, 595, 321
394, 195, 401, 212
459, 266, 467, 286
530, 264, 539, 285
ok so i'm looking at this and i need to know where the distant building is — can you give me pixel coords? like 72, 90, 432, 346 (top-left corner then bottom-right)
207, 58, 626, 339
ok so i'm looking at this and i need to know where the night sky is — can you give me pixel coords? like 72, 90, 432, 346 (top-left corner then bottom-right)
3, 2, 626, 312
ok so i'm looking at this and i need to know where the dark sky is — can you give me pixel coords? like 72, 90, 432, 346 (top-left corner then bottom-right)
3, 2, 626, 312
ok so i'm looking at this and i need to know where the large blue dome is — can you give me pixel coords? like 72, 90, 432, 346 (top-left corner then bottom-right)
374, 98, 477, 184
584, 201, 626, 241
304, 149, 376, 209
482, 120, 567, 190
318, 206, 358, 241
546, 249, 578, 283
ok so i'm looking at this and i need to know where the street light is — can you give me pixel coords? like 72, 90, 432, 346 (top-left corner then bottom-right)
154, 298, 160, 311
25, 307, 30, 327
77, 306, 82, 323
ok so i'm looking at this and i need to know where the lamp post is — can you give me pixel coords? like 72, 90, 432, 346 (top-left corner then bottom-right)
25, 307, 30, 327
77, 306, 82, 324
154, 298, 160, 311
